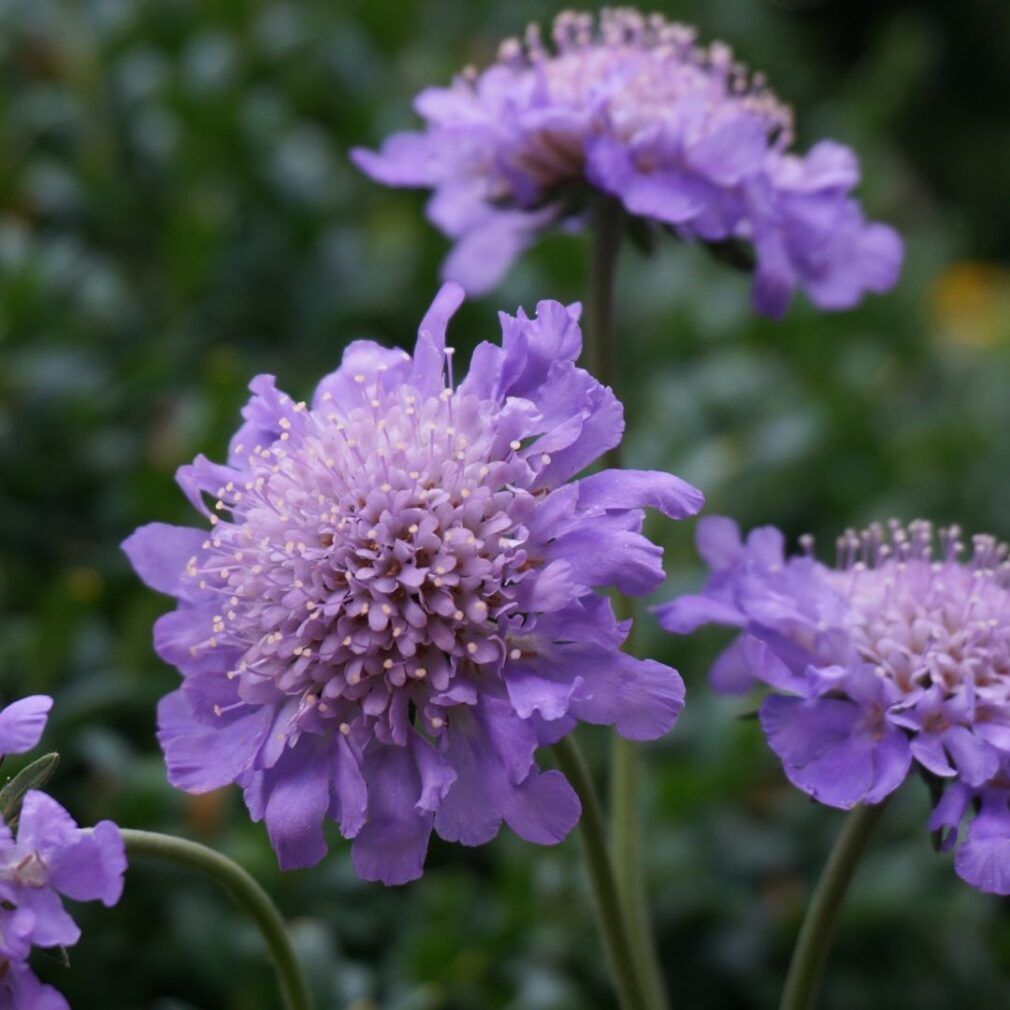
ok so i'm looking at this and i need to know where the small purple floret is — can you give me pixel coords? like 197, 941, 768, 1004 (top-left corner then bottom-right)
658, 516, 1010, 895
352, 9, 902, 317
124, 283, 701, 885
0, 699, 127, 1008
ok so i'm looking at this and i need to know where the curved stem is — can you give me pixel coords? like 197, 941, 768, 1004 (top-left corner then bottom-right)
779, 802, 887, 1010
552, 735, 649, 1010
122, 829, 314, 1010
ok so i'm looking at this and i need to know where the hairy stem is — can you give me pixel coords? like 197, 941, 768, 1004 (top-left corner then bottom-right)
122, 829, 315, 1010
552, 735, 650, 1010
779, 802, 887, 1010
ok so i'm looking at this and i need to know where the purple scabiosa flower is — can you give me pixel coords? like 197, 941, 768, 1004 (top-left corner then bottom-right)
657, 517, 1010, 894
351, 9, 902, 318
123, 283, 702, 885
0, 698, 126, 1009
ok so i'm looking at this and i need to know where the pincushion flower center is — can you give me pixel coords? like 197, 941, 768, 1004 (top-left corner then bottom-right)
192, 380, 534, 734
828, 524, 1010, 698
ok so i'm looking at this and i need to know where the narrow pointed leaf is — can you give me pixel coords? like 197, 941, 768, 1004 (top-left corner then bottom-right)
0, 752, 60, 823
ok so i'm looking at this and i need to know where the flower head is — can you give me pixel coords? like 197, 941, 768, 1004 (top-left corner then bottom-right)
0, 698, 126, 1009
657, 516, 1010, 894
352, 8, 902, 317
124, 283, 702, 885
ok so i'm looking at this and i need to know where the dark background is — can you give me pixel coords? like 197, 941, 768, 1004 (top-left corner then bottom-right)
2, 1, 1010, 1007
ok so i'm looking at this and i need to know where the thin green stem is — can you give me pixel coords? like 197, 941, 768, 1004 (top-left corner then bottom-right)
612, 615, 669, 1010
587, 195, 670, 1010
122, 829, 315, 1010
779, 802, 887, 1010
588, 196, 625, 449
552, 735, 649, 1010
612, 725, 669, 1010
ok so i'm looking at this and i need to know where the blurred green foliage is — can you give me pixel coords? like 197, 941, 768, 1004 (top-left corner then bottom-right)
2, 0, 1010, 1007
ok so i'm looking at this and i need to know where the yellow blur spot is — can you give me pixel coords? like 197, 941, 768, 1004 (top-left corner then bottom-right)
931, 261, 1010, 350
66, 567, 103, 603
184, 788, 227, 836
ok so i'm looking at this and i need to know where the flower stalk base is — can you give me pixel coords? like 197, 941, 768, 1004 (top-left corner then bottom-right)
779, 802, 887, 1010
122, 829, 315, 1010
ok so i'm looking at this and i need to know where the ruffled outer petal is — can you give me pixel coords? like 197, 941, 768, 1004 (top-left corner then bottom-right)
803, 218, 904, 311
575, 468, 704, 520
514, 598, 685, 741
573, 651, 685, 741
779, 141, 860, 192
503, 663, 584, 726
708, 637, 755, 695
686, 109, 769, 187
910, 733, 956, 779
260, 739, 333, 870
13, 886, 79, 948
351, 737, 453, 886
585, 134, 707, 225
0, 696, 52, 757
441, 210, 552, 296
2, 964, 70, 1010
176, 454, 245, 519
532, 367, 624, 487
928, 780, 972, 850
942, 725, 1000, 788
544, 511, 665, 596
499, 299, 583, 389
696, 516, 744, 570
434, 697, 579, 847
224, 375, 293, 467
741, 638, 810, 695
654, 517, 795, 636
654, 593, 744, 635
409, 282, 465, 392
121, 524, 206, 597
954, 794, 1010, 896
460, 299, 581, 403
311, 341, 413, 411
157, 690, 272, 793
349, 132, 443, 186
154, 607, 239, 676
329, 735, 368, 839
458, 302, 623, 487
49, 820, 126, 907
0, 905, 35, 963
760, 694, 910, 808
16, 790, 80, 859
746, 156, 904, 318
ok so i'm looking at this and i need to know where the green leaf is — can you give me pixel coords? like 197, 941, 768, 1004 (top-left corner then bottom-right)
0, 752, 60, 824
